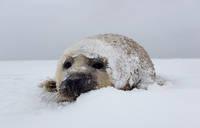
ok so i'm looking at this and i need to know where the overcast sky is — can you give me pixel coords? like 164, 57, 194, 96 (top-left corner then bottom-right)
0, 0, 199, 60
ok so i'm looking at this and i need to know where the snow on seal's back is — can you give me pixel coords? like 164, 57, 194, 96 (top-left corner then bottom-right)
62, 34, 156, 89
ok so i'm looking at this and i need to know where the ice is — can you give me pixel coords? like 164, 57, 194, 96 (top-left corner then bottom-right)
0, 59, 200, 128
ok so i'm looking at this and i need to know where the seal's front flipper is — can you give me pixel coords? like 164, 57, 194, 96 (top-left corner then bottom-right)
40, 79, 57, 93
155, 75, 166, 86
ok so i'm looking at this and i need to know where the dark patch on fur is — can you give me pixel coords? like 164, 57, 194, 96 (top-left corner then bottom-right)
59, 73, 97, 98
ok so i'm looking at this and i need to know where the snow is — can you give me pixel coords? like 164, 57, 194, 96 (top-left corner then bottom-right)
0, 59, 200, 128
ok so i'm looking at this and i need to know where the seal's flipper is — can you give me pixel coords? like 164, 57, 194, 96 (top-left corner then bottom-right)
40, 79, 57, 93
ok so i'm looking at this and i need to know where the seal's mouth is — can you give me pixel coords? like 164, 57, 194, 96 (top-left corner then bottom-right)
58, 73, 96, 102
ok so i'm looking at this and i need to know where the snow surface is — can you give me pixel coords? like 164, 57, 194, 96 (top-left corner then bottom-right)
0, 59, 200, 128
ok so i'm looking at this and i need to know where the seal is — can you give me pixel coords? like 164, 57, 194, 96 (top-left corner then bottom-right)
41, 34, 156, 102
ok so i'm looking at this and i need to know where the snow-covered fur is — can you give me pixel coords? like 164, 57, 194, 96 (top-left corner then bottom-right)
56, 34, 156, 90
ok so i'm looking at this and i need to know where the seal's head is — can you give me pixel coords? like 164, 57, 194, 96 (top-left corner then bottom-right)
42, 34, 156, 102
56, 54, 113, 101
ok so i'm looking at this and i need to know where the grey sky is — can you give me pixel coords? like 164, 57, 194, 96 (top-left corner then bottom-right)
0, 0, 200, 60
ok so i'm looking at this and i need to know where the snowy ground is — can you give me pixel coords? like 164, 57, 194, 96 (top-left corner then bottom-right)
0, 59, 200, 128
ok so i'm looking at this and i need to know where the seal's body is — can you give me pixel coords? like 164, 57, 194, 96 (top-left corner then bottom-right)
42, 34, 156, 102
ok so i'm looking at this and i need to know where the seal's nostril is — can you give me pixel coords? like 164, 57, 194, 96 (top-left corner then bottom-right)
67, 80, 73, 85
74, 79, 81, 85
67, 78, 82, 86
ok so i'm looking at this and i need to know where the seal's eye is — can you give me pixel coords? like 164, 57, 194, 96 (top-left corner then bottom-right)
88, 58, 106, 70
92, 61, 104, 69
63, 57, 74, 69
63, 61, 72, 69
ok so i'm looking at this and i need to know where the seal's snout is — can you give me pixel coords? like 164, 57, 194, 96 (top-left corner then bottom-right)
59, 73, 95, 98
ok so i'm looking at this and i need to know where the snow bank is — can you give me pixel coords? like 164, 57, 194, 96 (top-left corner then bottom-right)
0, 59, 200, 128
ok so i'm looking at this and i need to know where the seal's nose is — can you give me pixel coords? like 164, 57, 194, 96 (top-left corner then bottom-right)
59, 73, 94, 97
